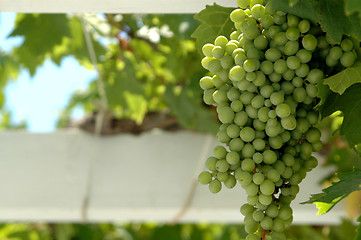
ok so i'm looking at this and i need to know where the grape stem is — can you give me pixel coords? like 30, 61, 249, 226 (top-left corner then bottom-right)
262, 230, 267, 240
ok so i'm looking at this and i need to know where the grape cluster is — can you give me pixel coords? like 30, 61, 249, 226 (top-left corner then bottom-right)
197, 0, 358, 239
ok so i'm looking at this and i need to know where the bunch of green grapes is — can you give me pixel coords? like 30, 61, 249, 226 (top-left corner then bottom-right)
197, 0, 358, 239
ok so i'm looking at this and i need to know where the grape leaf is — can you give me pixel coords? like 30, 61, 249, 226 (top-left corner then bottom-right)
269, 0, 361, 43
323, 62, 361, 95
191, 3, 235, 53
302, 168, 361, 215
321, 83, 361, 146
8, 14, 71, 76
345, 0, 361, 16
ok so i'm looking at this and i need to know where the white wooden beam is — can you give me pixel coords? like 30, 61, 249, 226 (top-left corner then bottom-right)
0, 0, 238, 13
0, 131, 347, 224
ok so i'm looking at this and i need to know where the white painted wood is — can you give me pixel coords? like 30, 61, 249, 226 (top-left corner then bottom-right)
0, 130, 347, 224
0, 0, 237, 13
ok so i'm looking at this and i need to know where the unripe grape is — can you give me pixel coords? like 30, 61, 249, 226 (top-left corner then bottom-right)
209, 179, 222, 193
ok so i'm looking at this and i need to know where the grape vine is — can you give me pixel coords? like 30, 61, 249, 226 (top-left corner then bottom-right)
197, 0, 359, 239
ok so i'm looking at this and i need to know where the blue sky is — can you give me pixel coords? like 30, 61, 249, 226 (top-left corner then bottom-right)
0, 13, 96, 132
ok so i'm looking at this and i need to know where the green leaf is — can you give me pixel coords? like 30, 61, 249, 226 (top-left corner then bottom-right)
191, 3, 235, 53
9, 14, 71, 75
302, 168, 361, 214
269, 0, 361, 43
323, 61, 361, 95
321, 83, 361, 146
345, 0, 361, 16
103, 51, 147, 124
164, 85, 219, 134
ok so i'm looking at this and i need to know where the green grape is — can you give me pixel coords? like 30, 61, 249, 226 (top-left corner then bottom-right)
296, 49, 312, 63
312, 140, 323, 152
241, 203, 255, 216
261, 14, 274, 29
218, 107, 235, 124
265, 48, 282, 62
252, 209, 265, 221
260, 216, 273, 230
253, 172, 265, 185
282, 153, 295, 167
244, 59, 260, 72
272, 218, 286, 232
229, 138, 245, 151
253, 138, 266, 151
246, 105, 258, 119
263, 150, 277, 164
269, 136, 283, 149
260, 60, 274, 75
221, 55, 234, 69
231, 100, 244, 112
205, 156, 218, 171
230, 9, 246, 23
242, 143, 256, 158
302, 34, 317, 51
274, 59, 288, 74
281, 116, 297, 130
240, 127, 256, 142
266, 204, 279, 218
328, 46, 343, 60
298, 19, 310, 33
254, 35, 268, 50
286, 27, 300, 41
295, 63, 309, 78
260, 85, 274, 98
212, 89, 228, 104
247, 195, 259, 205
202, 44, 215, 58
214, 145, 227, 158
237, 0, 250, 9
284, 40, 299, 56
266, 168, 281, 182
216, 159, 229, 172
212, 46, 225, 59
275, 103, 291, 118
270, 91, 284, 105
245, 182, 259, 196
226, 151, 241, 165
209, 179, 222, 193
225, 175, 237, 188
214, 35, 228, 48
273, 160, 285, 175
306, 83, 318, 98
236, 170, 253, 185
234, 111, 249, 126
244, 24, 260, 40
293, 87, 307, 102
253, 152, 264, 164
216, 172, 229, 182
278, 205, 293, 220
226, 124, 241, 138
340, 51, 356, 67
199, 76, 214, 90
198, 171, 213, 185
203, 89, 216, 105
259, 193, 273, 205
341, 38, 353, 51
251, 4, 265, 19
229, 65, 246, 81
212, 75, 224, 88
242, 158, 256, 172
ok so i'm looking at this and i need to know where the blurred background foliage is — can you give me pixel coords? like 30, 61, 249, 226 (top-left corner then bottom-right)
0, 221, 359, 240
